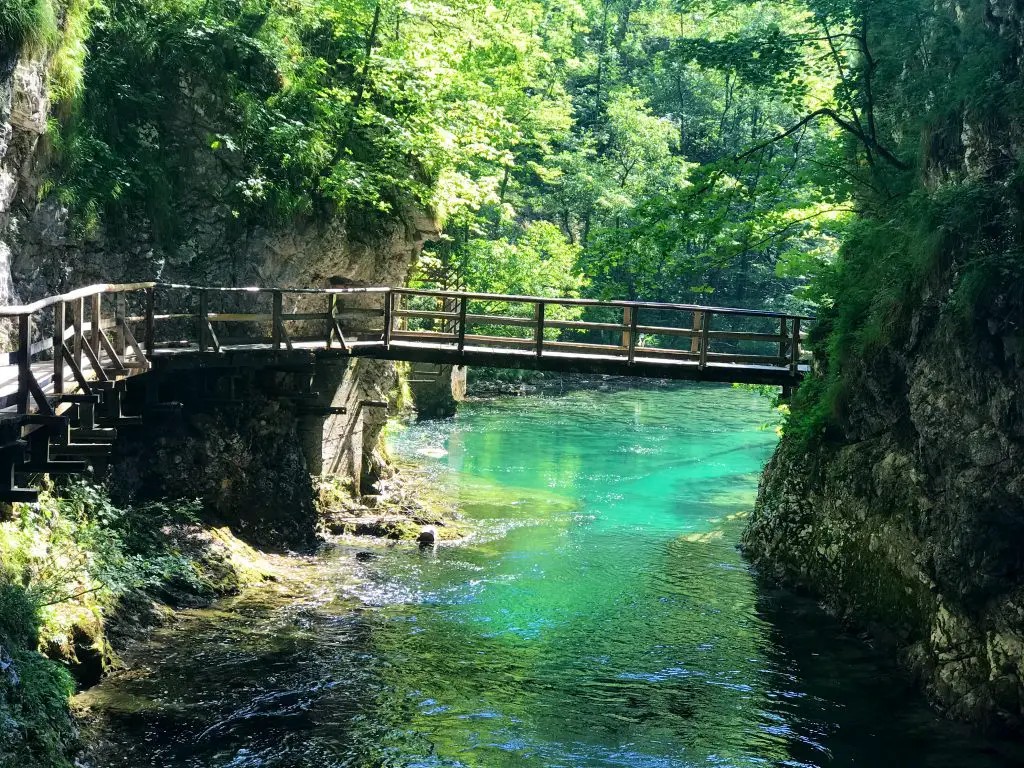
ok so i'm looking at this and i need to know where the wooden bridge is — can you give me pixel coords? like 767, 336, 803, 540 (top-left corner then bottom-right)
0, 282, 811, 502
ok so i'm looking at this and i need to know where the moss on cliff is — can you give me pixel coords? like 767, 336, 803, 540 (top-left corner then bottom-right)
0, 482, 278, 767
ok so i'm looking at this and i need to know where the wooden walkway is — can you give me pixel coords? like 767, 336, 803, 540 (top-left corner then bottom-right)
0, 282, 812, 501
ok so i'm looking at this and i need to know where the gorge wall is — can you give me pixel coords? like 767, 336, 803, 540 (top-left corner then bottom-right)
743, 0, 1024, 733
1, 39, 438, 544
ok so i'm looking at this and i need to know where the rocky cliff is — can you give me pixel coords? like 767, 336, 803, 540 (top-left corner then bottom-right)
743, 0, 1024, 733
744, 297, 1024, 730
0, 40, 439, 543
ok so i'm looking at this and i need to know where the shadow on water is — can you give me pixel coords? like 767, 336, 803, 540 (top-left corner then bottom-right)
79, 385, 1024, 767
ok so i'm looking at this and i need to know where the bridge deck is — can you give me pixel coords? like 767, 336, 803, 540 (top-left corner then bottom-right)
144, 339, 809, 385
0, 281, 814, 414
0, 282, 812, 501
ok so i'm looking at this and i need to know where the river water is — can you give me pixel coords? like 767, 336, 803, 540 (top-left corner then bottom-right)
79, 386, 1022, 767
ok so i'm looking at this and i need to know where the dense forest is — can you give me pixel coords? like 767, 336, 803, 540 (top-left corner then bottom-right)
4, 0, 1024, 762
7, 0, 856, 308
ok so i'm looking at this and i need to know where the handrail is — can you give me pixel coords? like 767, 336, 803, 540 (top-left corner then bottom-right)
1, 282, 815, 322
158, 283, 391, 296
0, 282, 157, 316
394, 287, 815, 320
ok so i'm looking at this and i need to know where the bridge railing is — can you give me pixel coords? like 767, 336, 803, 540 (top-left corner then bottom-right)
1, 282, 812, 413
388, 288, 811, 373
0, 282, 158, 413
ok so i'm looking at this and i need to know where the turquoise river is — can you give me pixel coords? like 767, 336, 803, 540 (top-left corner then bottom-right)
79, 385, 1023, 767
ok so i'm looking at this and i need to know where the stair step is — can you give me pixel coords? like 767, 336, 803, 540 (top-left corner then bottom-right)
17, 460, 89, 475
51, 444, 113, 457
0, 488, 40, 503
20, 414, 69, 427
96, 416, 142, 427
69, 428, 117, 442
0, 440, 28, 456
50, 393, 101, 404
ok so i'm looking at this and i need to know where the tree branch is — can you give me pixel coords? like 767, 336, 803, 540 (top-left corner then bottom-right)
734, 108, 910, 170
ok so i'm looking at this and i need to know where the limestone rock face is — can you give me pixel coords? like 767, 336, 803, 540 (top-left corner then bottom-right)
0, 47, 436, 545
744, 0, 1024, 733
745, 276, 1024, 731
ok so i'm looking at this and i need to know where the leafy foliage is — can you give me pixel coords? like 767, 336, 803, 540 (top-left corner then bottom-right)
0, 0, 57, 53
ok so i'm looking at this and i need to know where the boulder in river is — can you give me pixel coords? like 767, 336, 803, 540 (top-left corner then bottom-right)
417, 526, 437, 546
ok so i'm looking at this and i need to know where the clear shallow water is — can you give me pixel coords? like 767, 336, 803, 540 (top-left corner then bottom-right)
80, 385, 1022, 767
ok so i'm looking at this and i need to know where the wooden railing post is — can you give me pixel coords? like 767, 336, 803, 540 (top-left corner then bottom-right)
271, 291, 282, 350
91, 292, 102, 361
779, 317, 788, 362
627, 306, 639, 364
16, 314, 30, 414
72, 297, 84, 374
698, 311, 710, 371
383, 291, 393, 349
691, 310, 702, 354
535, 301, 545, 358
198, 289, 209, 352
53, 301, 66, 395
457, 295, 468, 352
326, 294, 335, 349
145, 288, 156, 355
622, 306, 632, 351
114, 292, 127, 359
790, 317, 801, 375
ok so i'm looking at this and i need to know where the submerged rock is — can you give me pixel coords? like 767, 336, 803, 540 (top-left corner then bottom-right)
416, 526, 437, 546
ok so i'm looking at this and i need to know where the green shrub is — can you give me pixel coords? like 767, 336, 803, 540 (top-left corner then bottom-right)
0, 0, 58, 53
0, 580, 39, 651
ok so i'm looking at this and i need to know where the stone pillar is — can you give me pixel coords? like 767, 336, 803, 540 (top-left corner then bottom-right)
408, 364, 466, 420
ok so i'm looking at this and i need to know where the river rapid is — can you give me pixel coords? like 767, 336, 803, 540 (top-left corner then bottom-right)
78, 385, 1023, 767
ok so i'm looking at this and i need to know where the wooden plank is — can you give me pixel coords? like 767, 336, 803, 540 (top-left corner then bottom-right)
690, 311, 702, 354
62, 343, 92, 394
53, 302, 65, 395
457, 296, 468, 352
79, 336, 109, 383
535, 301, 545, 358
16, 315, 29, 414
145, 288, 156, 355
27, 375, 53, 416
205, 319, 222, 352
699, 311, 710, 370
3, 336, 58, 364
326, 294, 335, 350
72, 298, 84, 374
383, 292, 394, 349
391, 330, 460, 342
622, 307, 633, 351
91, 293, 102, 357
331, 319, 349, 352
272, 292, 284, 350
208, 313, 274, 323
393, 309, 460, 320
97, 328, 128, 374
114, 293, 127, 359
393, 287, 816, 320
791, 318, 801, 375
465, 314, 536, 328
121, 320, 150, 371
706, 330, 788, 343
0, 282, 156, 318
279, 322, 294, 352
627, 306, 639, 365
